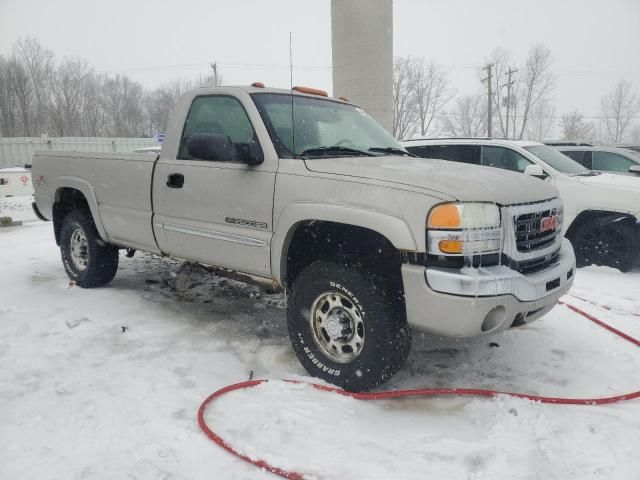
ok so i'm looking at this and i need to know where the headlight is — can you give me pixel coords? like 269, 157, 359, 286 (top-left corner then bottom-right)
427, 203, 502, 256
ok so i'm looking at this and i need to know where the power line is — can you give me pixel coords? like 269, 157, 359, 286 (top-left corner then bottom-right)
97, 60, 640, 76
439, 112, 640, 120
97, 61, 333, 75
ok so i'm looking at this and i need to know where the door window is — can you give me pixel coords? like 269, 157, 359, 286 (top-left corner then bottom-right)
480, 146, 533, 173
178, 95, 260, 161
592, 151, 635, 172
409, 145, 479, 164
563, 150, 592, 169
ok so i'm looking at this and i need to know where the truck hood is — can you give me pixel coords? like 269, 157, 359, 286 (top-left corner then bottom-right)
576, 172, 640, 192
304, 156, 558, 205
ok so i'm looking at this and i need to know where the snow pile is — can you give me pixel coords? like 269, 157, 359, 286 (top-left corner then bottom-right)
1, 196, 639, 479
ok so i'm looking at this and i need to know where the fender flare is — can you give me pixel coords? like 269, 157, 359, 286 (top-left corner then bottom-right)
271, 203, 419, 285
53, 176, 109, 242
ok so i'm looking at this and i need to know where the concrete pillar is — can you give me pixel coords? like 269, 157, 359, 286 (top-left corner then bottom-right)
331, 0, 393, 133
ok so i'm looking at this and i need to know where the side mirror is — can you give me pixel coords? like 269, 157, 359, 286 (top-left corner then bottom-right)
629, 165, 640, 174
524, 164, 547, 179
187, 133, 238, 161
186, 133, 263, 165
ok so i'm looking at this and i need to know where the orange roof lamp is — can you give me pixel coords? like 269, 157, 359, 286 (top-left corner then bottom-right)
292, 86, 328, 97
251, 82, 265, 88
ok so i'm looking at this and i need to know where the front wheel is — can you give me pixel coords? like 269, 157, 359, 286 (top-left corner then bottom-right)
287, 260, 411, 392
59, 210, 119, 287
570, 221, 639, 272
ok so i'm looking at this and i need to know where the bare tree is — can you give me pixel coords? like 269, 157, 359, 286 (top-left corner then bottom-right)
524, 98, 556, 141
486, 47, 512, 138
412, 59, 451, 137
559, 110, 596, 141
0, 56, 19, 136
144, 79, 193, 136
5, 55, 33, 136
100, 75, 145, 137
14, 37, 54, 134
442, 94, 487, 137
485, 45, 556, 140
515, 44, 555, 139
0, 38, 55, 137
47, 57, 92, 136
392, 57, 418, 139
0, 36, 228, 138
601, 80, 639, 143
79, 74, 107, 136
200, 72, 223, 87
630, 125, 640, 143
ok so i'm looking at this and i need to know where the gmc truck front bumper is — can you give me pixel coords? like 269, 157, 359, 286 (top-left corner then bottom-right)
402, 238, 576, 337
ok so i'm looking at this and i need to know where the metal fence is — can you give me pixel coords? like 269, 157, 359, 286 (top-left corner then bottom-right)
0, 137, 160, 168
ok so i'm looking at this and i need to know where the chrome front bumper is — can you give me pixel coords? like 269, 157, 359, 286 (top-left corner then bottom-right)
401, 238, 576, 337
425, 238, 575, 302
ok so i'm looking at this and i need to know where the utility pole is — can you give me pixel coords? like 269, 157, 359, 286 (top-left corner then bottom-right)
502, 67, 518, 139
210, 62, 218, 86
481, 64, 494, 137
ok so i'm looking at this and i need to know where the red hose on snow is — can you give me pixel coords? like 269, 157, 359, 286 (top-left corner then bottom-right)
568, 293, 640, 319
198, 301, 640, 480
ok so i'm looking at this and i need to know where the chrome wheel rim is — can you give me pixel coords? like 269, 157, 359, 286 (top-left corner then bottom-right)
310, 291, 365, 363
70, 228, 89, 271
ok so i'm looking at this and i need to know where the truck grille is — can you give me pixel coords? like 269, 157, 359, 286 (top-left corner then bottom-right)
514, 208, 560, 253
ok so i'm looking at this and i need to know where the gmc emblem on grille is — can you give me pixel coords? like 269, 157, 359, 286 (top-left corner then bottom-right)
539, 214, 559, 233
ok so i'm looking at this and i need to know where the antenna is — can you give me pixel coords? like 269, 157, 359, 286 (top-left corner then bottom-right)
289, 32, 296, 157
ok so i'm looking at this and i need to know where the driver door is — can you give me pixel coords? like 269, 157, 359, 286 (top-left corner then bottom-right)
152, 94, 276, 277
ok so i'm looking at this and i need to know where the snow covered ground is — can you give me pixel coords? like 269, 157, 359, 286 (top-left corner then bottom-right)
1, 196, 639, 480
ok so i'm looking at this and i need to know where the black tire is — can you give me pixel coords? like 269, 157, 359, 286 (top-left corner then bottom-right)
59, 210, 119, 287
570, 221, 639, 272
287, 260, 411, 392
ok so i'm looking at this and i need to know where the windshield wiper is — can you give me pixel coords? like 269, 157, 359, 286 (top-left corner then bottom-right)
368, 146, 417, 157
300, 145, 376, 157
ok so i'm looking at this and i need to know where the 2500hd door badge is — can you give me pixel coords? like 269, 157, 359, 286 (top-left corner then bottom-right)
225, 217, 268, 229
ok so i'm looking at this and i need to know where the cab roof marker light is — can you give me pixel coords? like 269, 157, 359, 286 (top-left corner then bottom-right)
292, 86, 328, 97
251, 82, 265, 88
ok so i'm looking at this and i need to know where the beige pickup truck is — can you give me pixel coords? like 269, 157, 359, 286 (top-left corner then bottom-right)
32, 85, 575, 391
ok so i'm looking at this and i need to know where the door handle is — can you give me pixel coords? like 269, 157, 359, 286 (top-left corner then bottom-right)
166, 173, 184, 188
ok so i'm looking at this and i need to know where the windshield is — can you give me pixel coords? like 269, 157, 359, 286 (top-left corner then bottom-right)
524, 145, 589, 174
623, 149, 640, 161
252, 93, 405, 158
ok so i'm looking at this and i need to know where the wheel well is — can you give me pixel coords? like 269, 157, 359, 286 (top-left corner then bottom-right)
52, 188, 91, 245
566, 210, 639, 240
283, 221, 403, 289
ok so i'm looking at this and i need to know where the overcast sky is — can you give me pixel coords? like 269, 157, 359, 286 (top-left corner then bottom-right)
1, 0, 639, 125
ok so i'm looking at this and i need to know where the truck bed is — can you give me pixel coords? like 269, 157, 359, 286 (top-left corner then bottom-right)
32, 150, 160, 252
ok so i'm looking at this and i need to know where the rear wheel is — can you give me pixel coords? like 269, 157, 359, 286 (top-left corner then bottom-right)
287, 260, 411, 392
59, 210, 119, 287
570, 221, 638, 272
